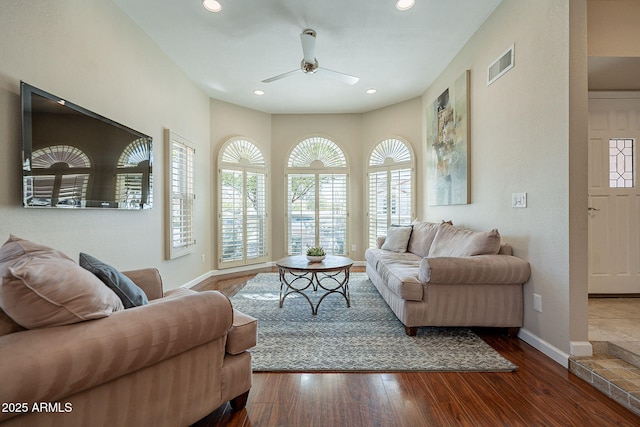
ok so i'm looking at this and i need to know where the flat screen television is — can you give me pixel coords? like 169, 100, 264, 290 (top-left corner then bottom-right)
21, 82, 153, 209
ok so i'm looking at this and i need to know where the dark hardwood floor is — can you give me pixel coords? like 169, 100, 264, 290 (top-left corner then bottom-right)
192, 268, 640, 427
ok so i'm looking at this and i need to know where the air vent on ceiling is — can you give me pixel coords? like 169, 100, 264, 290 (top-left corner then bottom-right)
487, 44, 514, 86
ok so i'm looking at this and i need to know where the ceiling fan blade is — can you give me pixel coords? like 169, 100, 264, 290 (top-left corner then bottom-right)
300, 30, 317, 65
317, 67, 360, 85
261, 69, 300, 83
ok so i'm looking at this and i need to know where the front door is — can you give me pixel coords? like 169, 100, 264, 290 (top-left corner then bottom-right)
588, 93, 640, 294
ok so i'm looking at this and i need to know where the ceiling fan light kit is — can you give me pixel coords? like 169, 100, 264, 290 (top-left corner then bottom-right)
261, 28, 360, 85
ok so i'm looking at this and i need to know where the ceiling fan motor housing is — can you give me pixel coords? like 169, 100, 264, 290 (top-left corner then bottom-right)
301, 58, 319, 74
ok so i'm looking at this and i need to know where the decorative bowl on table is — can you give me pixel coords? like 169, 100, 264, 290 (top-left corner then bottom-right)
306, 246, 326, 263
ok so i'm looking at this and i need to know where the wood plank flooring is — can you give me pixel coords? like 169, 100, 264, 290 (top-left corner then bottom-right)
191, 269, 640, 427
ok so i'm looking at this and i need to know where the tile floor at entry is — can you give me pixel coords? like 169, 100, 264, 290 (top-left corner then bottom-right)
569, 297, 640, 416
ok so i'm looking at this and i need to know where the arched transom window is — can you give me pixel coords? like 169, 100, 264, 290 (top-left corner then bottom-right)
286, 137, 348, 255
367, 138, 414, 248
218, 138, 268, 268
25, 145, 91, 207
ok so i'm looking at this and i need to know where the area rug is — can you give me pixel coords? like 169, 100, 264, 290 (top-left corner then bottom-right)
230, 272, 518, 372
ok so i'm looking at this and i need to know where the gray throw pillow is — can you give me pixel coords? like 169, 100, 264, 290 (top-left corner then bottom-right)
381, 225, 413, 253
79, 253, 149, 309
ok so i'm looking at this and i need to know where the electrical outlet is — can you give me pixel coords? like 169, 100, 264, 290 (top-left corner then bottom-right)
512, 192, 527, 208
201, 254, 206, 263
533, 293, 542, 312
351, 244, 356, 252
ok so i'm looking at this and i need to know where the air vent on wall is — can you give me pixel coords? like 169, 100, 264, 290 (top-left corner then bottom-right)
487, 44, 514, 86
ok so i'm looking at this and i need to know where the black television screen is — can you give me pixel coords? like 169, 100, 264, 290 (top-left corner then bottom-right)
21, 82, 153, 209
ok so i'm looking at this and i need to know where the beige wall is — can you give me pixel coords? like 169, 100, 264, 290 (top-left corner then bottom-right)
0, 0, 211, 288
421, 0, 588, 356
588, 0, 640, 56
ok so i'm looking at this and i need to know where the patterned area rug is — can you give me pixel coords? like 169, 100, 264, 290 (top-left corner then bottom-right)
230, 272, 518, 372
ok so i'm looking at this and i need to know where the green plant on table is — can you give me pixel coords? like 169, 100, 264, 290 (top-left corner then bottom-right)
306, 246, 326, 256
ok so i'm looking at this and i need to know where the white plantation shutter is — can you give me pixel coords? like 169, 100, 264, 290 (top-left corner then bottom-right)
318, 174, 347, 254
367, 138, 414, 248
287, 137, 349, 256
246, 171, 267, 260
220, 169, 244, 263
218, 138, 268, 268
368, 170, 388, 248
166, 130, 195, 259
287, 173, 316, 254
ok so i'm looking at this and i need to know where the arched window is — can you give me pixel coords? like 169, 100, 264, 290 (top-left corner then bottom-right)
286, 137, 348, 255
25, 145, 91, 207
116, 138, 152, 209
367, 138, 414, 247
218, 138, 268, 268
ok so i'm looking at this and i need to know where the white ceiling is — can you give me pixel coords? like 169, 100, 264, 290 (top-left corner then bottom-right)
112, 0, 502, 114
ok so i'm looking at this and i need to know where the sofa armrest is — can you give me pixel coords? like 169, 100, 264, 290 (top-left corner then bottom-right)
122, 268, 163, 300
418, 255, 531, 284
0, 290, 232, 419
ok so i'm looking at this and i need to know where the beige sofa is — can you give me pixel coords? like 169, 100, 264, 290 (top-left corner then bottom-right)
365, 221, 531, 336
0, 236, 256, 427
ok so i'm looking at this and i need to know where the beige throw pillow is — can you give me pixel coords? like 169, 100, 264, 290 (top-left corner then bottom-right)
381, 226, 413, 253
407, 221, 440, 258
0, 235, 124, 329
428, 224, 501, 257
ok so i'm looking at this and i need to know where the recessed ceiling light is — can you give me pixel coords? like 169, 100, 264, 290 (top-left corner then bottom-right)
202, 0, 222, 13
366, 88, 377, 95
395, 0, 415, 11
253, 90, 265, 96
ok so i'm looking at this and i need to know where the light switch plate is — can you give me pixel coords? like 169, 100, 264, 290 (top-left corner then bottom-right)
512, 192, 527, 208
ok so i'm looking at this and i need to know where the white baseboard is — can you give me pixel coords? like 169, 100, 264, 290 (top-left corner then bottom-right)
518, 328, 570, 368
570, 341, 593, 357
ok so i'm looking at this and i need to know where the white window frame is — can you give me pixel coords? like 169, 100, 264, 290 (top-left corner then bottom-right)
286, 136, 349, 256
165, 129, 195, 259
366, 138, 415, 248
218, 138, 269, 268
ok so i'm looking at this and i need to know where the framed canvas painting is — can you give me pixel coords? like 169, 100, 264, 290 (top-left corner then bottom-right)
426, 70, 470, 205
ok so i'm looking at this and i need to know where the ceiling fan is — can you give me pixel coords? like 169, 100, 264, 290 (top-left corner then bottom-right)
262, 29, 360, 85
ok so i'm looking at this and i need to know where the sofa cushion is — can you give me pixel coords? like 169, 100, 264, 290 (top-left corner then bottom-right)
366, 248, 423, 301
407, 221, 440, 258
0, 235, 124, 329
428, 224, 501, 257
79, 252, 149, 309
381, 225, 413, 253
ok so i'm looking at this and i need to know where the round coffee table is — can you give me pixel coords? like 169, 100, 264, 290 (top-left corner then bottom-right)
275, 255, 353, 315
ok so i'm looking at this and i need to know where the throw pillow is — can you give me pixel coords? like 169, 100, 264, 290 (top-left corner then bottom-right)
407, 221, 440, 258
0, 234, 72, 270
428, 224, 501, 257
381, 225, 413, 253
0, 235, 124, 329
79, 253, 149, 309
0, 257, 124, 329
